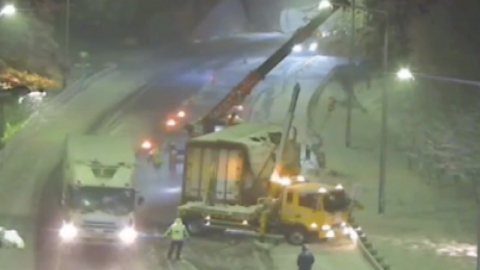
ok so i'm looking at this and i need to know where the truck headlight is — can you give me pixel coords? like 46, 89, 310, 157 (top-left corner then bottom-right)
118, 227, 137, 244
59, 222, 78, 241
308, 42, 318, 51
321, 224, 331, 231
326, 230, 335, 238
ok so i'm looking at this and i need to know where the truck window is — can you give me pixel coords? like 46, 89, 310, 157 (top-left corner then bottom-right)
323, 190, 350, 213
298, 193, 318, 210
91, 166, 117, 178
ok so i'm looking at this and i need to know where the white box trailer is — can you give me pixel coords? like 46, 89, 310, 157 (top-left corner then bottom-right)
59, 135, 141, 246
182, 123, 300, 206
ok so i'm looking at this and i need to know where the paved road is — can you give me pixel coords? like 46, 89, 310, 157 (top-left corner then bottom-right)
33, 36, 289, 270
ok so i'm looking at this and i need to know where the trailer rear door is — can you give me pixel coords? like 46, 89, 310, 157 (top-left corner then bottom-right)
184, 145, 244, 203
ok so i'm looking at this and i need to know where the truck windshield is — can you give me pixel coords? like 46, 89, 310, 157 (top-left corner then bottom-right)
72, 187, 134, 216
323, 190, 351, 213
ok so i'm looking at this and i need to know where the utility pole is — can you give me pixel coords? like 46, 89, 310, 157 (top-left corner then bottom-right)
378, 12, 389, 214
276, 83, 300, 167
345, 0, 355, 148
64, 0, 70, 87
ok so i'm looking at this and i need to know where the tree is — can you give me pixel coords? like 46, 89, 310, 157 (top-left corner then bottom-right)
0, 5, 61, 87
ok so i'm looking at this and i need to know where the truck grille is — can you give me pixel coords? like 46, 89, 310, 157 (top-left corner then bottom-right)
82, 221, 118, 233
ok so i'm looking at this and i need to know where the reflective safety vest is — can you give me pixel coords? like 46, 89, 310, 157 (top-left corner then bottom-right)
152, 149, 163, 165
166, 223, 189, 241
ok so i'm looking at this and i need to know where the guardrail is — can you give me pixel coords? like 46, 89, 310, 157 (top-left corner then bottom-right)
306, 66, 390, 270
349, 216, 390, 270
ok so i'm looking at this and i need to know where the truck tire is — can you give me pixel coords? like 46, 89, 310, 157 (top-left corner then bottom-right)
285, 226, 308, 245
184, 218, 206, 236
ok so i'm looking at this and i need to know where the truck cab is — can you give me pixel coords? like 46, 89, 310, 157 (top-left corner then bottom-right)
278, 182, 354, 244
59, 135, 141, 246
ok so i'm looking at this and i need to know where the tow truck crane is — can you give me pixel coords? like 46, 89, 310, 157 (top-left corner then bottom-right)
186, 0, 347, 137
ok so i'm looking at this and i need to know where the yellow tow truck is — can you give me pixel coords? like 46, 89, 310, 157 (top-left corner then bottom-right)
177, 123, 361, 244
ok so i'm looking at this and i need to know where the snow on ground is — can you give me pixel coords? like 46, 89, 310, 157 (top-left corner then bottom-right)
306, 80, 476, 270
269, 242, 375, 270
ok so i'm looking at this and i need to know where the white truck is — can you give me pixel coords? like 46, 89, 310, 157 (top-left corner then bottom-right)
58, 135, 143, 246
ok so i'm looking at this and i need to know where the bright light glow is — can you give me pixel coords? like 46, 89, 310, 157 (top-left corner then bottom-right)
205, 215, 211, 220
242, 220, 248, 225
270, 170, 292, 186
292, 44, 303, 52
308, 42, 318, 51
297, 175, 305, 182
318, 187, 327, 193
235, 105, 244, 111
325, 230, 335, 238
397, 68, 414, 80
59, 222, 78, 241
0, 4, 16, 16
309, 223, 318, 229
118, 227, 138, 244
141, 140, 152, 149
335, 184, 344, 190
177, 110, 186, 118
3, 230, 24, 249
321, 224, 332, 231
348, 228, 359, 243
318, 0, 333, 10
166, 119, 177, 127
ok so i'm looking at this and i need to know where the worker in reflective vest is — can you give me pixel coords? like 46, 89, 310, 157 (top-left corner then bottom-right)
151, 148, 163, 168
164, 218, 189, 260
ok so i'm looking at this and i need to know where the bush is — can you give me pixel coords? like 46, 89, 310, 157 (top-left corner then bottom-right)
1, 120, 28, 144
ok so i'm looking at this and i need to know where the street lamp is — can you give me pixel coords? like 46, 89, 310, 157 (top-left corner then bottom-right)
396, 67, 480, 86
318, 0, 333, 10
0, 4, 16, 16
396, 68, 414, 81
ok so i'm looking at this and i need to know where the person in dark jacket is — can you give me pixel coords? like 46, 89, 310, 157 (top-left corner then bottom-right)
297, 244, 315, 270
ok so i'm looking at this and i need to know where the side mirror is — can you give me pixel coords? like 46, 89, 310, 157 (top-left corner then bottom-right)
137, 196, 145, 206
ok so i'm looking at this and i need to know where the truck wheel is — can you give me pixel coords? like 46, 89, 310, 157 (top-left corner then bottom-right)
184, 218, 205, 236
285, 227, 307, 245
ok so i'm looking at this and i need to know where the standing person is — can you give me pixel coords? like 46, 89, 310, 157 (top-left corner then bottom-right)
164, 218, 189, 260
168, 142, 177, 174
297, 244, 315, 270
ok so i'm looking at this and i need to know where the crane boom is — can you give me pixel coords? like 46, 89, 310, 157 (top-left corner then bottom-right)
196, 4, 342, 134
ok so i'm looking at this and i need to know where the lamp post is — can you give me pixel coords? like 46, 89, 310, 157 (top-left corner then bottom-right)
65, 0, 70, 65
0, 4, 16, 16
396, 68, 480, 86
